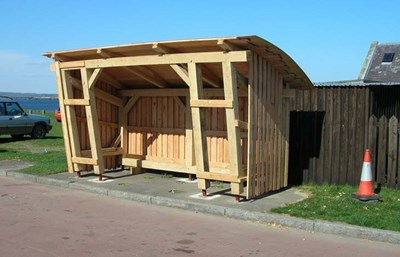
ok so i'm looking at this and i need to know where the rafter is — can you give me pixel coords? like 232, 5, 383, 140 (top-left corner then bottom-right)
99, 71, 122, 89
201, 67, 222, 88
152, 43, 223, 88
236, 71, 248, 93
217, 39, 242, 52
51, 53, 68, 62
97, 48, 168, 88
67, 74, 123, 107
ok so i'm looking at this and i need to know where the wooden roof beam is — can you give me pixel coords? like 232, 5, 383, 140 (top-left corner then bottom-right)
236, 71, 248, 93
152, 43, 176, 55
51, 53, 68, 62
67, 74, 123, 107
62, 51, 249, 68
52, 52, 122, 89
99, 71, 122, 89
201, 67, 223, 88
97, 48, 168, 88
217, 39, 242, 52
152, 43, 190, 85
123, 66, 167, 88
152, 43, 223, 88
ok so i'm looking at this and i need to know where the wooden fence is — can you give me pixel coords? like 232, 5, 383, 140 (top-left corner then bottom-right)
289, 87, 399, 188
369, 115, 400, 188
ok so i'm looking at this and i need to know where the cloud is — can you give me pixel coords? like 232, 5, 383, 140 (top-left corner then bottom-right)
0, 50, 55, 94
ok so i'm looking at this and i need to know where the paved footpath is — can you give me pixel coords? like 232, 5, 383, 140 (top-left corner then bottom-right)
1, 176, 399, 257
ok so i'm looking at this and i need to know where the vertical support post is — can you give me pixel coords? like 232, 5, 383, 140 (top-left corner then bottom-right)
54, 62, 74, 173
283, 84, 290, 187
188, 62, 210, 192
185, 96, 194, 167
246, 53, 256, 199
81, 68, 104, 175
62, 70, 83, 172
119, 97, 128, 157
223, 61, 243, 196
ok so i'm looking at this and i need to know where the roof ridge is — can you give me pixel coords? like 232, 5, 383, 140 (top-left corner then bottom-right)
377, 42, 400, 46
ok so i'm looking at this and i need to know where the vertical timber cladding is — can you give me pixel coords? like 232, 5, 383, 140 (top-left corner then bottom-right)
69, 70, 120, 171
125, 95, 248, 171
290, 87, 371, 186
126, 96, 186, 164
247, 53, 288, 199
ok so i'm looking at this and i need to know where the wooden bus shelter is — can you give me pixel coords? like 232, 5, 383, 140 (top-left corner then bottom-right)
44, 36, 312, 200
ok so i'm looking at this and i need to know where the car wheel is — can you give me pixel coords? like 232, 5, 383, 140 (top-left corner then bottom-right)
31, 124, 46, 139
11, 134, 24, 140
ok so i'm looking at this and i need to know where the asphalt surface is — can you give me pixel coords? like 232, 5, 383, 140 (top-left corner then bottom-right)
1, 160, 400, 245
1, 176, 400, 257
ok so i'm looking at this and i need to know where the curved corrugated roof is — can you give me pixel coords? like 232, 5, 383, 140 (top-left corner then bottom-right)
43, 35, 312, 89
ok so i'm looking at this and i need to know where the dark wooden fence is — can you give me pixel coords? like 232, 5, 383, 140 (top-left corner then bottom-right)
289, 86, 399, 188
369, 115, 400, 188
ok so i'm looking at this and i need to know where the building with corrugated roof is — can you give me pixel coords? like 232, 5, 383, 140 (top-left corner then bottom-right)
289, 41, 400, 189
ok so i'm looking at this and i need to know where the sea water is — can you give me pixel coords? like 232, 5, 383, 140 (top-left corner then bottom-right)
16, 98, 59, 112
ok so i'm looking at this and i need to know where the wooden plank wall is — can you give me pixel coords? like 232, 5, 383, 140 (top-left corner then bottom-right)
370, 86, 400, 120
126, 96, 248, 170
368, 115, 400, 188
127, 96, 186, 164
247, 53, 288, 199
289, 87, 370, 186
72, 75, 120, 170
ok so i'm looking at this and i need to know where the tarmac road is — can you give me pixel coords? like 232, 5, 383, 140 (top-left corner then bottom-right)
0, 176, 399, 257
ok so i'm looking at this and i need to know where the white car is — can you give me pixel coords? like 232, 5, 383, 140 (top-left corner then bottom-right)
0, 97, 52, 139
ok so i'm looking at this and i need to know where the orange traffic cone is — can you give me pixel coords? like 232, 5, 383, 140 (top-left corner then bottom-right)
352, 149, 380, 203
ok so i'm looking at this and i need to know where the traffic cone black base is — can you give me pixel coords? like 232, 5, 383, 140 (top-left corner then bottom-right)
351, 192, 380, 203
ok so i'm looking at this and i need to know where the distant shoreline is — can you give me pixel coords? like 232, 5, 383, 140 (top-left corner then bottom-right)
13, 96, 59, 100
0, 92, 58, 99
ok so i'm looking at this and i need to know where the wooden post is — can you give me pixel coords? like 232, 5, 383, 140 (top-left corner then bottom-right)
81, 68, 104, 175
61, 70, 83, 172
246, 53, 256, 199
54, 62, 74, 173
188, 62, 210, 191
222, 61, 243, 195
185, 97, 194, 167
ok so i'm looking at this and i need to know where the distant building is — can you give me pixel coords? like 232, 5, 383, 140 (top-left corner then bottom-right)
359, 42, 400, 82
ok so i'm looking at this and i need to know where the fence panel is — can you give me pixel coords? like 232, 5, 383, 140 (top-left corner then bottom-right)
369, 115, 399, 187
289, 87, 399, 188
387, 117, 398, 187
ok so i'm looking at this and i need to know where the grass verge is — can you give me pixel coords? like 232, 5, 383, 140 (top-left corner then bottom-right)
0, 111, 67, 175
271, 184, 400, 232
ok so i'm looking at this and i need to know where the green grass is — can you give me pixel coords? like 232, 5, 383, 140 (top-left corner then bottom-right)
271, 184, 400, 232
0, 111, 67, 175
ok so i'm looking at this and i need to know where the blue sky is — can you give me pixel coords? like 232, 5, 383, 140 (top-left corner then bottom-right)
0, 0, 398, 94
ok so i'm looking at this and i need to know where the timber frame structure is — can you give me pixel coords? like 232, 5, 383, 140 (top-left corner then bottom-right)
44, 36, 312, 200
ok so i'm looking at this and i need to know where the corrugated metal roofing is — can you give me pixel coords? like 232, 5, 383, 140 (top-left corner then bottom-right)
314, 80, 400, 87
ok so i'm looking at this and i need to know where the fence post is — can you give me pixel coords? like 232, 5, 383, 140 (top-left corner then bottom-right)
377, 116, 388, 185
388, 116, 398, 187
368, 115, 377, 183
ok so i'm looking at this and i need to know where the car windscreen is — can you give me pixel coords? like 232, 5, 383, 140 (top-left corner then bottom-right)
5, 102, 24, 116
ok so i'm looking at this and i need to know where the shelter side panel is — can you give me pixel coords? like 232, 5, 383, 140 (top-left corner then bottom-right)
72, 77, 120, 170
126, 96, 248, 170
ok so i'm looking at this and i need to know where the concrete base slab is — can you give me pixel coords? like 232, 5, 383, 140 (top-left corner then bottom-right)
189, 192, 221, 200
